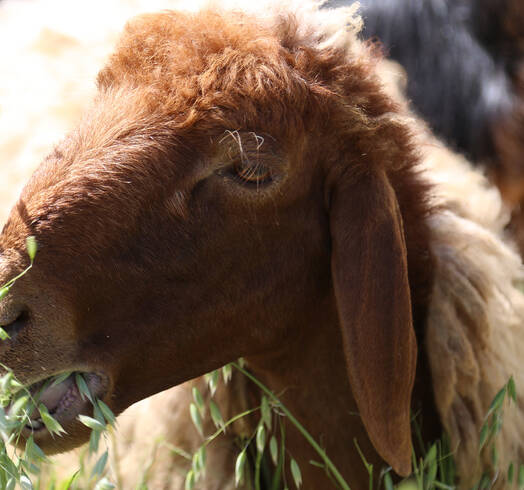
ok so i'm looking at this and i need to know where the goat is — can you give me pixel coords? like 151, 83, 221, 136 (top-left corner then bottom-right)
0, 1, 523, 488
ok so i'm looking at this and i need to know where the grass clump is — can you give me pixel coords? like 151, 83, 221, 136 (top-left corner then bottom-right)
0, 368, 117, 490
181, 362, 523, 490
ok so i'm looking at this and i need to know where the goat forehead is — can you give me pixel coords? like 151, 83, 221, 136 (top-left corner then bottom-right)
14, 15, 316, 215
95, 8, 321, 124
2, 5, 366, 251
99, 10, 282, 90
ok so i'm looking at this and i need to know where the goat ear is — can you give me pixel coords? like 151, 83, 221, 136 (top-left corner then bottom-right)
330, 168, 416, 477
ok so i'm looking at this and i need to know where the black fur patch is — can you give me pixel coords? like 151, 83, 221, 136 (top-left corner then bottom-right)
327, 0, 519, 167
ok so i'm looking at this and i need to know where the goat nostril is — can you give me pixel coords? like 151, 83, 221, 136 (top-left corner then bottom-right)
1, 311, 29, 340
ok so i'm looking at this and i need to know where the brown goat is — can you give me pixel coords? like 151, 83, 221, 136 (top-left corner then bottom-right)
0, 2, 522, 488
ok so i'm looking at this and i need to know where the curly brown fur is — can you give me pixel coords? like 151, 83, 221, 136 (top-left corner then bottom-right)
0, 2, 523, 489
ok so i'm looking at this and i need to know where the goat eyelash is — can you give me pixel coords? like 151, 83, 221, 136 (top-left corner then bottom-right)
215, 158, 274, 189
233, 157, 273, 185
218, 130, 275, 188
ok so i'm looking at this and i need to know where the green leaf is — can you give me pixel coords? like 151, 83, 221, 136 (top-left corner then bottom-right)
78, 414, 105, 432
91, 450, 109, 478
192, 387, 205, 417
269, 435, 278, 466
0, 287, 10, 302
93, 402, 105, 425
89, 428, 101, 454
205, 370, 219, 396
0, 371, 14, 393
222, 364, 233, 384
209, 400, 225, 432
491, 444, 498, 467
425, 443, 438, 485
508, 376, 517, 403
197, 446, 206, 472
19, 474, 33, 490
26, 236, 38, 262
261, 395, 271, 430
1, 452, 18, 484
93, 477, 116, 490
6, 377, 23, 392
192, 446, 206, 477
191, 453, 200, 478
20, 458, 40, 476
518, 464, 524, 487
0, 328, 10, 341
190, 403, 204, 437
185, 470, 195, 490
164, 442, 191, 460
25, 435, 47, 462
75, 373, 94, 404
97, 400, 116, 426
256, 424, 266, 454
493, 412, 503, 435
59, 469, 79, 490
51, 372, 72, 388
10, 393, 29, 416
39, 404, 66, 436
290, 458, 302, 488
479, 424, 489, 451
508, 462, 514, 483
383, 472, 394, 490
479, 473, 492, 490
235, 450, 247, 487
396, 482, 418, 490
487, 387, 506, 417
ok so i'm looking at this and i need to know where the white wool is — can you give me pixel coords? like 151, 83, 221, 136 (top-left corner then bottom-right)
426, 206, 524, 488
383, 59, 524, 486
422, 142, 524, 488
423, 143, 512, 237
1, 1, 524, 488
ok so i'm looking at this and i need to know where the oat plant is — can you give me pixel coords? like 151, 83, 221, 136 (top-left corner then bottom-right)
184, 362, 524, 490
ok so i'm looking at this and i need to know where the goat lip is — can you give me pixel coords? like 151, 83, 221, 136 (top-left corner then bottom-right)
21, 371, 109, 436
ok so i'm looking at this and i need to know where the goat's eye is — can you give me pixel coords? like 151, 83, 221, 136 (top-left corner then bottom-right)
234, 156, 272, 184
217, 131, 276, 187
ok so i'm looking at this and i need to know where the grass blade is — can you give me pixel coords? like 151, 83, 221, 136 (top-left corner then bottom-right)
290, 458, 302, 488
190, 403, 204, 438
78, 414, 105, 432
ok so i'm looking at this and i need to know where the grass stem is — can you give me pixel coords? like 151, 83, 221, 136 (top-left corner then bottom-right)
232, 362, 351, 490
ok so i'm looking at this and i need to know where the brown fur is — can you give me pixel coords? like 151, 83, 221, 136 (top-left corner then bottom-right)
0, 5, 488, 488
474, 0, 524, 62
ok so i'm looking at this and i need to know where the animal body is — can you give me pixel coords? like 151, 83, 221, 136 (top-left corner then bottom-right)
335, 0, 524, 252
0, 1, 523, 488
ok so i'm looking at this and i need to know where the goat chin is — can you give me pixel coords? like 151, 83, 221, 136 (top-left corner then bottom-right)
1, 1, 523, 489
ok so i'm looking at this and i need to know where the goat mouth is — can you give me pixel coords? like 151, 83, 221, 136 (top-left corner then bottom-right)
20, 372, 108, 436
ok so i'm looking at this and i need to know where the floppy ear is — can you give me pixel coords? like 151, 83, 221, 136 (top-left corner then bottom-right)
330, 168, 417, 477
